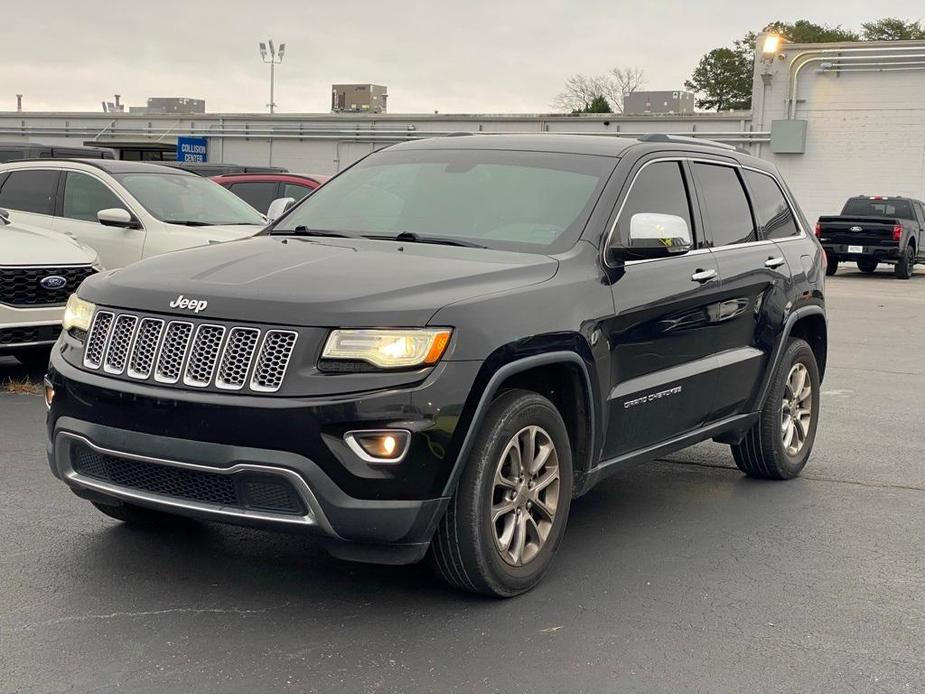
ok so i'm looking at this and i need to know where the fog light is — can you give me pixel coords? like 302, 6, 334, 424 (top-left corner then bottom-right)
344, 429, 411, 463
43, 378, 55, 409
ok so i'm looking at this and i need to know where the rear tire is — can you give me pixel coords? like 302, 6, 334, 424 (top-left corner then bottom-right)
856, 258, 878, 274
92, 500, 191, 527
824, 253, 838, 276
430, 389, 572, 597
731, 338, 820, 480
894, 246, 914, 279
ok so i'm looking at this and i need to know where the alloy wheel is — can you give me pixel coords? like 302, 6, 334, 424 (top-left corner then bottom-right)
490, 425, 560, 567
781, 363, 813, 456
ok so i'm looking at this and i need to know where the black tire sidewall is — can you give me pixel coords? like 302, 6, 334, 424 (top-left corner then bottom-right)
765, 339, 821, 476
460, 390, 573, 596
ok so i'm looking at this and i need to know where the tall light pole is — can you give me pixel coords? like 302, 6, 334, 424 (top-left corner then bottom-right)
259, 40, 286, 114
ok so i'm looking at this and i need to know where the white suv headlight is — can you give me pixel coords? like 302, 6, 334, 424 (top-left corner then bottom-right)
62, 294, 96, 332
321, 328, 452, 369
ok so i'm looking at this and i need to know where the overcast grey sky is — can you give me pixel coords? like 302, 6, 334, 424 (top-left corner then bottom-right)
5, 0, 924, 114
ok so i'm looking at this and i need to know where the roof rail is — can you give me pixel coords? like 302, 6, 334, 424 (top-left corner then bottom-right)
636, 133, 737, 151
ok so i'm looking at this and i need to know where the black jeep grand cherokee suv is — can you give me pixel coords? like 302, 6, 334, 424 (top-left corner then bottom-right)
46, 135, 827, 597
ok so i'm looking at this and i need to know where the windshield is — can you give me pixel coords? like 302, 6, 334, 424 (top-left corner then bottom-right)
841, 198, 913, 219
115, 172, 266, 226
272, 148, 614, 253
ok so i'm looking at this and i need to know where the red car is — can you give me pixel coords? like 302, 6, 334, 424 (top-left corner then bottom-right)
211, 173, 330, 215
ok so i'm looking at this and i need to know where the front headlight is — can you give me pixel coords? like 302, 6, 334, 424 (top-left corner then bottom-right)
62, 294, 96, 332
321, 328, 452, 369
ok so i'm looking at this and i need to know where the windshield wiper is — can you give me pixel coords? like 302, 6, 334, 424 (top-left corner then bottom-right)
163, 220, 214, 227
271, 226, 355, 238
364, 231, 486, 248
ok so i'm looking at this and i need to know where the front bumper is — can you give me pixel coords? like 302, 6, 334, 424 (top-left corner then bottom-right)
46, 347, 484, 563
0, 302, 64, 353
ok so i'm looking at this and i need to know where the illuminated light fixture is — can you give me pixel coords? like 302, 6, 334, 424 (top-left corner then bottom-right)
322, 328, 452, 369
344, 430, 411, 463
762, 34, 782, 55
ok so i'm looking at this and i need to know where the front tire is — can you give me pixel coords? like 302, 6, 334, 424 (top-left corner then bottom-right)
431, 389, 573, 597
731, 338, 820, 480
824, 253, 838, 276
857, 258, 878, 274
894, 246, 914, 279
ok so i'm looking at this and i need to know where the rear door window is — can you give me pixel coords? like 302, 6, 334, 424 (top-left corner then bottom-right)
0, 170, 59, 214
743, 170, 799, 239
228, 181, 278, 212
692, 163, 756, 247
62, 172, 126, 222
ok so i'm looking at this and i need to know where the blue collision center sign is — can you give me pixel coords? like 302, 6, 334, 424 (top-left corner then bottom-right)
177, 136, 208, 163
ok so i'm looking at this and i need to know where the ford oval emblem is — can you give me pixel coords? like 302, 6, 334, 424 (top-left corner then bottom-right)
849, 225, 863, 232
39, 275, 68, 290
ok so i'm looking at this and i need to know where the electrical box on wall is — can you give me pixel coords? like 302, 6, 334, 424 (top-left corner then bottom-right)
770, 120, 807, 153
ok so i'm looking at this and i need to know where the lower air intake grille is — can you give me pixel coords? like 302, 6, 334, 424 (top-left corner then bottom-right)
70, 444, 306, 515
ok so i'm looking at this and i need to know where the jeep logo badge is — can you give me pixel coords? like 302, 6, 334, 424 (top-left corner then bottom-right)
39, 275, 67, 290
169, 294, 208, 313
849, 225, 863, 232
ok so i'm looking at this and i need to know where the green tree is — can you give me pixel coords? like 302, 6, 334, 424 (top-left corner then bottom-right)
861, 17, 925, 40
684, 41, 754, 111
765, 19, 859, 43
584, 95, 613, 113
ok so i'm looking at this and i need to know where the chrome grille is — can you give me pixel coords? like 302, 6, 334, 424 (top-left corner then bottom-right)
103, 315, 138, 374
81, 310, 297, 393
215, 327, 260, 390
127, 318, 164, 379
183, 324, 226, 387
154, 321, 193, 384
84, 311, 114, 369
251, 331, 298, 392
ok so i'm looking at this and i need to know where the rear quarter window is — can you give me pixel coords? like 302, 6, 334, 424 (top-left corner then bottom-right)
743, 170, 799, 239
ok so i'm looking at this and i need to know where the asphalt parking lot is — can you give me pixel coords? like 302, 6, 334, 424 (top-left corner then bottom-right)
1, 267, 923, 693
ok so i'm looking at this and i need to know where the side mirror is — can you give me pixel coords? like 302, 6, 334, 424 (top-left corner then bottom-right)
266, 197, 296, 222
608, 213, 692, 262
97, 208, 137, 229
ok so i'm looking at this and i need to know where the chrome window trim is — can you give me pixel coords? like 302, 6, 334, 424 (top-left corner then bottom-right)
603, 156, 806, 269
57, 431, 337, 536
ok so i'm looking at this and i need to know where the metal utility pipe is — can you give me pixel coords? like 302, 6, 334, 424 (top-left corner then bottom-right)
788, 45, 925, 118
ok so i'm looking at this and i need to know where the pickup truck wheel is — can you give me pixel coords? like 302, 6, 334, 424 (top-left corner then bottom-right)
856, 258, 878, 274
91, 500, 191, 527
894, 246, 914, 279
430, 389, 572, 597
824, 254, 838, 276
731, 338, 820, 480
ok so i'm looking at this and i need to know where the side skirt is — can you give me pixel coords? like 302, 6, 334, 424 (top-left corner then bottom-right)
582, 412, 758, 489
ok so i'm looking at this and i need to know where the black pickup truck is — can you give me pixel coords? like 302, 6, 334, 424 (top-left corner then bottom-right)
816, 196, 925, 279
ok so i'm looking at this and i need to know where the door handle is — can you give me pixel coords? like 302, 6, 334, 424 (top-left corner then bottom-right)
690, 268, 717, 283
765, 256, 786, 269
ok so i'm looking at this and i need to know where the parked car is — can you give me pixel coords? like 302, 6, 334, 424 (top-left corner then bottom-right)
0, 159, 269, 269
45, 134, 827, 597
816, 195, 924, 279
159, 162, 289, 177
0, 209, 99, 366
212, 173, 330, 216
0, 141, 114, 164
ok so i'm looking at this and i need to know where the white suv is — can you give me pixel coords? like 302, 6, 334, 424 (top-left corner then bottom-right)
0, 209, 100, 366
0, 160, 268, 269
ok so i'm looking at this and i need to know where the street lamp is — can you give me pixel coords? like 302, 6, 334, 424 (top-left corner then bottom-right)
259, 40, 286, 114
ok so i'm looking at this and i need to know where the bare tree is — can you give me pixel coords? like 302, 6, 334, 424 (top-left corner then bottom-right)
553, 67, 646, 113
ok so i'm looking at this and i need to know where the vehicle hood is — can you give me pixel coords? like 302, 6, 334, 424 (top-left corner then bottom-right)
78, 236, 559, 326
0, 222, 99, 266
163, 223, 265, 242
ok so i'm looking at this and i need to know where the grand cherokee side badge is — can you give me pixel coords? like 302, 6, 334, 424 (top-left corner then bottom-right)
169, 294, 208, 313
